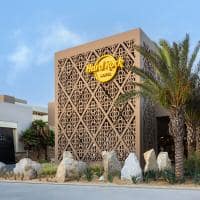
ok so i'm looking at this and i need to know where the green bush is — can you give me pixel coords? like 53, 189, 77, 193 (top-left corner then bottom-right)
161, 170, 176, 184
131, 176, 138, 184
39, 163, 58, 176
193, 173, 200, 185
107, 174, 113, 183
184, 152, 200, 177
91, 166, 104, 178
84, 167, 93, 181
143, 170, 157, 183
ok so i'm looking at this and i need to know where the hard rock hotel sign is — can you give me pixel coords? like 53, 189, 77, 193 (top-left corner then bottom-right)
85, 55, 124, 83
55, 28, 157, 163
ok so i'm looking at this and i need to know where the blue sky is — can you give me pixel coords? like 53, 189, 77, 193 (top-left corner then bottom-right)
0, 0, 200, 106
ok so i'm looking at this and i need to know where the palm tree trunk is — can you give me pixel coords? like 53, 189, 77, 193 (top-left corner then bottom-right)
169, 108, 185, 180
196, 127, 200, 153
186, 121, 196, 156
44, 146, 48, 161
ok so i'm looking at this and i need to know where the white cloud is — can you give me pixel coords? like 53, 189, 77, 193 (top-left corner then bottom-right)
6, 23, 84, 84
8, 45, 32, 69
36, 23, 83, 64
7, 45, 32, 82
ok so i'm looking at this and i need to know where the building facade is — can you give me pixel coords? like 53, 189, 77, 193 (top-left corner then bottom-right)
55, 28, 159, 163
0, 95, 48, 163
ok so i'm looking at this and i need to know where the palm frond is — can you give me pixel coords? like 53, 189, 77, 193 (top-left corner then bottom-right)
188, 41, 200, 71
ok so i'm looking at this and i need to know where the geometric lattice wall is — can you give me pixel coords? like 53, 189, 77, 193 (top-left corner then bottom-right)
142, 42, 157, 152
56, 39, 137, 161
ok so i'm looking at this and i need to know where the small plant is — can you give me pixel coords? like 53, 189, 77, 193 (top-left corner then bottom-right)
91, 166, 104, 178
39, 163, 58, 176
131, 176, 138, 184
193, 173, 200, 185
107, 174, 113, 183
84, 167, 93, 182
143, 170, 157, 183
184, 152, 200, 177
161, 170, 176, 184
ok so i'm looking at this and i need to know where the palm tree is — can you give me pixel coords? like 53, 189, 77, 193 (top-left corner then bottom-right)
23, 120, 54, 160
32, 120, 54, 160
118, 35, 200, 179
185, 72, 200, 155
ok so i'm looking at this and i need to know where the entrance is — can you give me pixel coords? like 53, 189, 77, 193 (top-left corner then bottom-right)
0, 127, 15, 164
157, 117, 174, 162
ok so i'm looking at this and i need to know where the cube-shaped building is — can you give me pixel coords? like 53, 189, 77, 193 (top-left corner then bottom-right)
55, 28, 158, 163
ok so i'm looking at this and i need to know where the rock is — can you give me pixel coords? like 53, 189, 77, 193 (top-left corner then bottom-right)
0, 162, 6, 175
0, 162, 5, 169
77, 161, 87, 174
56, 151, 87, 182
157, 152, 172, 171
0, 163, 15, 176
14, 158, 41, 179
144, 149, 158, 172
121, 153, 142, 181
102, 150, 121, 178
63, 151, 73, 159
99, 175, 104, 181
24, 168, 37, 180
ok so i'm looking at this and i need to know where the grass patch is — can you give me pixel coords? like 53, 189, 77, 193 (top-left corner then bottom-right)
39, 163, 58, 176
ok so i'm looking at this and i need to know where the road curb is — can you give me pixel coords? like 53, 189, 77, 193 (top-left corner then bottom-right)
1, 179, 200, 191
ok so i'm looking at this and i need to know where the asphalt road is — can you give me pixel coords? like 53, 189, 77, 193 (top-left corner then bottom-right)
0, 182, 200, 200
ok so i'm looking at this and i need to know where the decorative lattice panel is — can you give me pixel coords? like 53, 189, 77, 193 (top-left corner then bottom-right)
142, 42, 157, 152
56, 40, 136, 161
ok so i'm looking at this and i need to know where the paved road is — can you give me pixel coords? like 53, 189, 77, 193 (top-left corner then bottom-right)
0, 182, 200, 200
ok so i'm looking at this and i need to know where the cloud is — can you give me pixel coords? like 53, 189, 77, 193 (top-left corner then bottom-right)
36, 23, 83, 64
6, 23, 84, 84
7, 44, 32, 82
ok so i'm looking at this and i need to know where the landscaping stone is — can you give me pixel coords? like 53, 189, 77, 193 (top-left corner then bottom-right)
157, 152, 172, 171
56, 151, 87, 182
121, 153, 142, 181
24, 168, 37, 180
99, 175, 104, 181
0, 162, 6, 171
13, 158, 41, 179
144, 149, 158, 172
102, 150, 121, 179
0, 164, 15, 176
63, 151, 73, 159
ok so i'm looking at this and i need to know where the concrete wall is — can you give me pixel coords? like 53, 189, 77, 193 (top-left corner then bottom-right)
0, 102, 32, 152
48, 102, 55, 129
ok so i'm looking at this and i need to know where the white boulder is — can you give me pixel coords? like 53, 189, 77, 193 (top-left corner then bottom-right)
144, 149, 158, 172
157, 152, 172, 171
102, 150, 121, 178
14, 158, 41, 179
0, 162, 5, 170
99, 175, 104, 181
121, 153, 142, 181
0, 162, 6, 175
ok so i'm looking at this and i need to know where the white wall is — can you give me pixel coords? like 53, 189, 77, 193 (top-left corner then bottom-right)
0, 102, 32, 152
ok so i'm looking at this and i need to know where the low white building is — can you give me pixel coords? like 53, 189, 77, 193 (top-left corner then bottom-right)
0, 95, 48, 163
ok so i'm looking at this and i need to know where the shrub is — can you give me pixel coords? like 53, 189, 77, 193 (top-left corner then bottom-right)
161, 170, 176, 184
193, 173, 200, 185
184, 152, 200, 177
84, 167, 93, 182
143, 170, 157, 183
91, 166, 104, 178
107, 174, 113, 183
39, 163, 57, 176
131, 176, 138, 184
